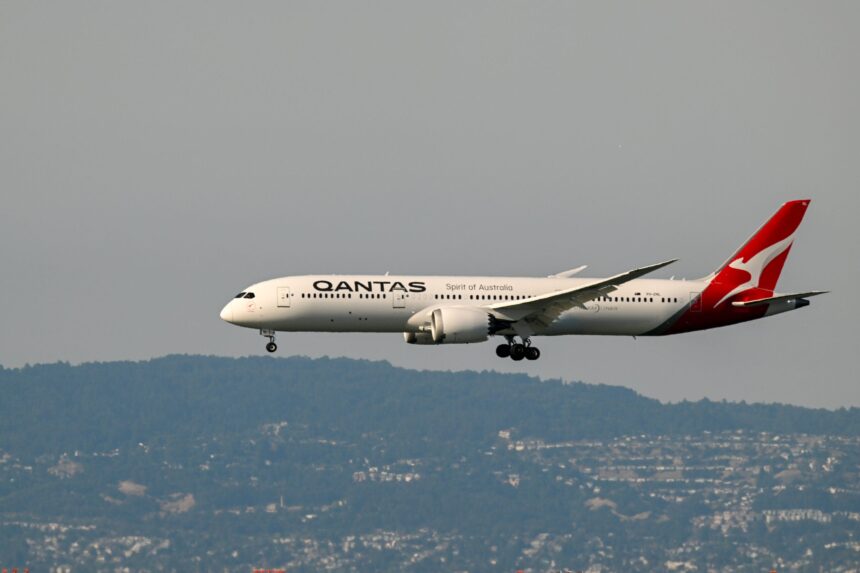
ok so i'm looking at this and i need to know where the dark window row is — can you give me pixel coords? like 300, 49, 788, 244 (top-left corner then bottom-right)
300, 293, 387, 299
472, 294, 529, 301
597, 296, 679, 303
435, 293, 533, 301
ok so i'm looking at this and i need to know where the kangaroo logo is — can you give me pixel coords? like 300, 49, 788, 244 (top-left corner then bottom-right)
713, 233, 795, 308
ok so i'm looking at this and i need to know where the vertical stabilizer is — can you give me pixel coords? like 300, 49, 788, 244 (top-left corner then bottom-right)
707, 199, 811, 307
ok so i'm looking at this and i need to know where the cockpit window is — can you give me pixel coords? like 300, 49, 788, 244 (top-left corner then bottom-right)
234, 292, 246, 298
243, 292, 256, 299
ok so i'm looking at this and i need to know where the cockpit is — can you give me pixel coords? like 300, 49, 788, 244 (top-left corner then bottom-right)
234, 292, 256, 299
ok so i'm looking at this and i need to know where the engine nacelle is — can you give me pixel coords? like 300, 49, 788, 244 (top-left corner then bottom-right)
430, 307, 491, 344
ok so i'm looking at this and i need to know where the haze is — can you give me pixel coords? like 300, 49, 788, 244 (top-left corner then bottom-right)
1, 2, 857, 407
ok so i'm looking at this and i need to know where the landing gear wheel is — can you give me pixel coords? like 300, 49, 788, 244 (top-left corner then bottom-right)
510, 343, 526, 361
496, 344, 511, 358
525, 346, 540, 361
260, 329, 277, 353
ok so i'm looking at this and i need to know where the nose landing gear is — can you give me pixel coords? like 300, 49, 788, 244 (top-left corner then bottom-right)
496, 336, 540, 360
261, 329, 277, 353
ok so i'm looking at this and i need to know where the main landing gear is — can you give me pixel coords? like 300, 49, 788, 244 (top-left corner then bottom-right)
261, 329, 277, 353
495, 337, 540, 361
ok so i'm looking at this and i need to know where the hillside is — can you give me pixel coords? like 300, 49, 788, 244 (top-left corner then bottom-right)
1, 355, 856, 455
1, 356, 858, 572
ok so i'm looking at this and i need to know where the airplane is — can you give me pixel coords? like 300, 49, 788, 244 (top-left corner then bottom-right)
220, 200, 826, 361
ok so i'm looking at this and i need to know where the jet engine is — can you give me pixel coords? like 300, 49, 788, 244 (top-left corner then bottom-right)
430, 307, 491, 344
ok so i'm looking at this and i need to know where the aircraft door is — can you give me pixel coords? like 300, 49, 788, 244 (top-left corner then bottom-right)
277, 287, 291, 308
690, 292, 702, 312
392, 292, 406, 309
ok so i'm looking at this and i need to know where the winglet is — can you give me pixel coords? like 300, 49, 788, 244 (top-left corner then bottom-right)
627, 259, 678, 279
599, 258, 677, 288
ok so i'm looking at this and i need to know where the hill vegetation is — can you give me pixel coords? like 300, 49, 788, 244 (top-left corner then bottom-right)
1, 355, 857, 457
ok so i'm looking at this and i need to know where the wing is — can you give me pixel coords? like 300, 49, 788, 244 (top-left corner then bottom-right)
489, 259, 678, 329
547, 265, 588, 278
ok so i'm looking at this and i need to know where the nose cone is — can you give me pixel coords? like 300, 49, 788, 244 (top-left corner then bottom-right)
220, 302, 234, 323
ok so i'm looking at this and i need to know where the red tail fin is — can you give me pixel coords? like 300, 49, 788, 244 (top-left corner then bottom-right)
709, 200, 810, 307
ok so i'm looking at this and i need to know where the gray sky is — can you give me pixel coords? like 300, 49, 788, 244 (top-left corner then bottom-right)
1, 1, 857, 407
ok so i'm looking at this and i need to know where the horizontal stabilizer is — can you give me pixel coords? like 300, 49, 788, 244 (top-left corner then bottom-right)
731, 290, 829, 308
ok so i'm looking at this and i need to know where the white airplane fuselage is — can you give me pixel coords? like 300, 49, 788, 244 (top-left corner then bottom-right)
220, 200, 824, 360
222, 275, 729, 336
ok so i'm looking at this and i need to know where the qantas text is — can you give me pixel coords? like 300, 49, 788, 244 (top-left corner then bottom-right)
313, 280, 427, 293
